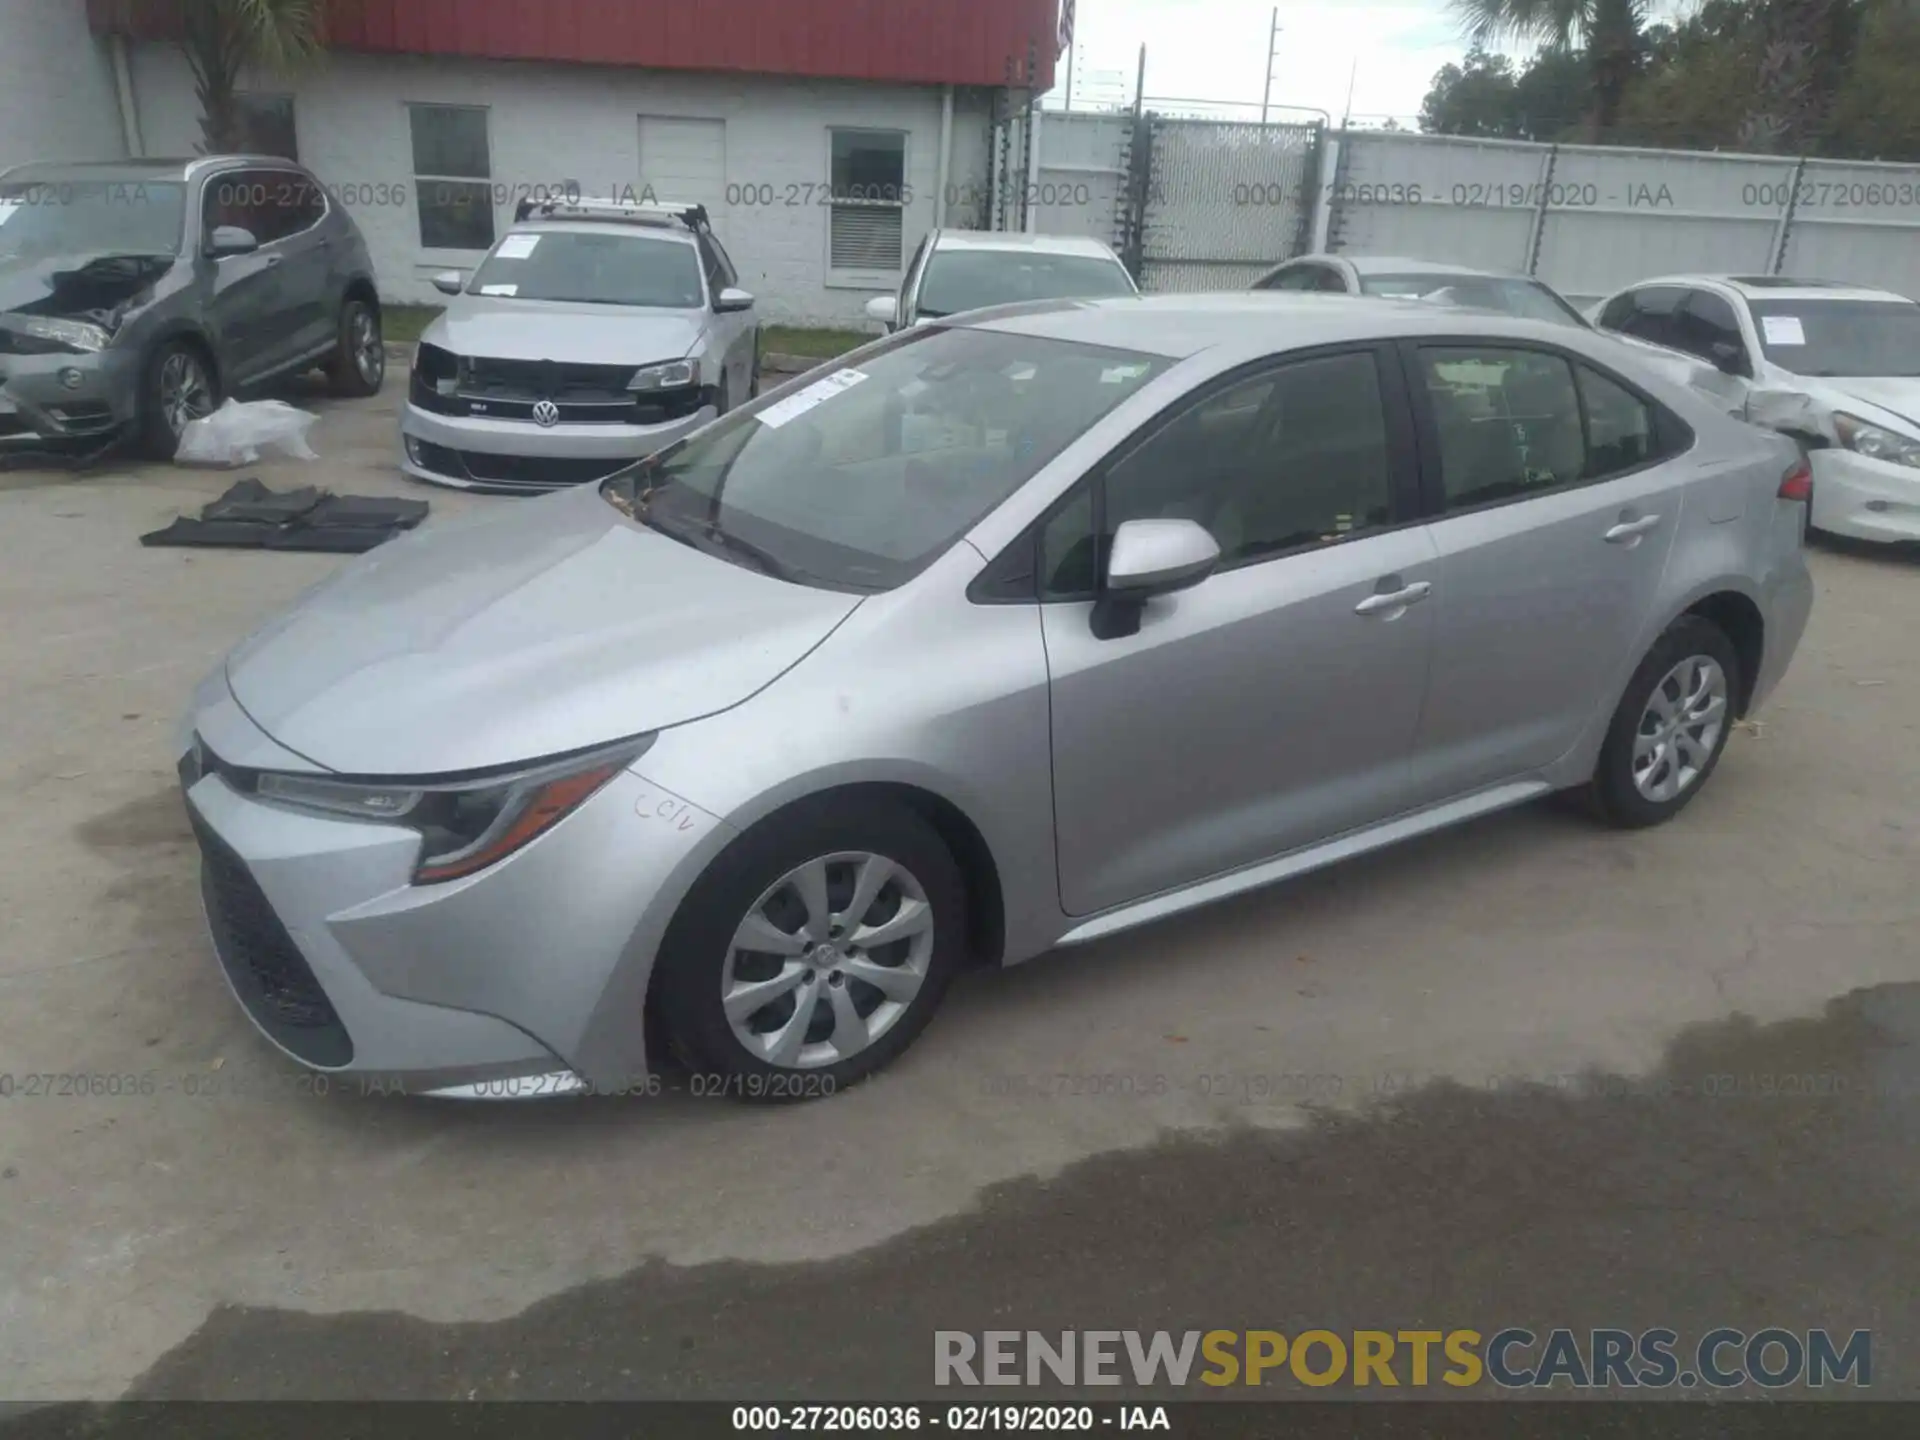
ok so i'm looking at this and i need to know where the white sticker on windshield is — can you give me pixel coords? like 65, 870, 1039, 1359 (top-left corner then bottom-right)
479, 283, 518, 296
1100, 363, 1150, 384
755, 367, 869, 429
1762, 315, 1806, 346
494, 233, 540, 260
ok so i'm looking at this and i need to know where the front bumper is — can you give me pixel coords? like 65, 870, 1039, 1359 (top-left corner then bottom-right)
0, 344, 141, 448
177, 694, 733, 1096
1809, 449, 1920, 543
399, 398, 715, 494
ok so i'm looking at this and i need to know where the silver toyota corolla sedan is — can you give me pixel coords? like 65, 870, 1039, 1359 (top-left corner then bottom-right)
177, 293, 1814, 1102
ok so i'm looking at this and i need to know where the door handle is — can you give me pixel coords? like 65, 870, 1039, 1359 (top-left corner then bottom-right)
263, 253, 283, 268
1354, 580, 1432, 617
1604, 513, 1662, 544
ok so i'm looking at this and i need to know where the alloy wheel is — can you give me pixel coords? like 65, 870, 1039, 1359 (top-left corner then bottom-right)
352, 310, 385, 386
1631, 654, 1729, 803
720, 851, 935, 1069
160, 351, 215, 436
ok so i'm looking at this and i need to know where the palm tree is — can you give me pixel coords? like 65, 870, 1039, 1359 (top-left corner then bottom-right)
1449, 0, 1653, 139
180, 0, 327, 153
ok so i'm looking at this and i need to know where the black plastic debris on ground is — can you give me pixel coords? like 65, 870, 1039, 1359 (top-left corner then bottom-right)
140, 478, 428, 553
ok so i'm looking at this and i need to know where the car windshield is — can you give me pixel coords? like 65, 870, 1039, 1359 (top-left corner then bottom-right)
466, 229, 705, 308
916, 250, 1137, 318
603, 325, 1170, 592
1361, 272, 1586, 327
0, 179, 186, 259
1747, 299, 1920, 377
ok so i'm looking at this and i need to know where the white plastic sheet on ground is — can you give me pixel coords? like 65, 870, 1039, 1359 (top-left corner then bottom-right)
174, 398, 320, 467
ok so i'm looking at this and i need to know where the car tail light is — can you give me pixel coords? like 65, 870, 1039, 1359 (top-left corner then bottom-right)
1778, 458, 1813, 502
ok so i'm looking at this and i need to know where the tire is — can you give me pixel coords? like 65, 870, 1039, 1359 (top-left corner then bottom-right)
136, 340, 220, 460
654, 796, 966, 1101
1586, 615, 1742, 829
327, 297, 385, 397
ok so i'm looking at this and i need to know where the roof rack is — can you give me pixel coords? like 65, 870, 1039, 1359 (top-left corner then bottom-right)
512, 194, 710, 232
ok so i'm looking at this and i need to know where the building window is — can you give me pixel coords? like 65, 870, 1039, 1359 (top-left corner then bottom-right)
828, 129, 906, 276
409, 103, 494, 251
234, 94, 298, 161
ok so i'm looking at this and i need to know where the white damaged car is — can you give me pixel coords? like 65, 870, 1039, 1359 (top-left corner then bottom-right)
1594, 275, 1920, 544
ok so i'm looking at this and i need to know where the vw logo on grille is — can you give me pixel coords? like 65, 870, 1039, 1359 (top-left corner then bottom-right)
531, 400, 561, 428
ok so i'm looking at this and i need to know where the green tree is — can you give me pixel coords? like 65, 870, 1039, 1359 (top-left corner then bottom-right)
1420, 43, 1588, 141
1448, 0, 1654, 138
179, 0, 327, 153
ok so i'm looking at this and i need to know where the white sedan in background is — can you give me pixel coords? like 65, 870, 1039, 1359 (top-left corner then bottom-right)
866, 231, 1138, 331
1593, 275, 1920, 544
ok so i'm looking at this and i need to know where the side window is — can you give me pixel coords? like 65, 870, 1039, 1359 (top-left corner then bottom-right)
696, 235, 726, 300
1598, 293, 1636, 331
1617, 286, 1687, 349
1314, 266, 1350, 293
706, 231, 739, 288
1678, 290, 1750, 374
256, 169, 323, 243
1040, 487, 1098, 599
203, 168, 271, 243
1419, 346, 1586, 510
1258, 265, 1320, 292
1577, 365, 1659, 479
1101, 351, 1395, 571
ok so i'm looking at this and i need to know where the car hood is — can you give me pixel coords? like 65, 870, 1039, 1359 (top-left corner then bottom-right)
0, 250, 175, 321
223, 487, 862, 776
424, 299, 706, 365
1817, 376, 1920, 431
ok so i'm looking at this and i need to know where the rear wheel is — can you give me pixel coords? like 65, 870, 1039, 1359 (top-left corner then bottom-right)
328, 298, 385, 397
137, 341, 219, 460
1586, 615, 1741, 829
654, 797, 966, 1100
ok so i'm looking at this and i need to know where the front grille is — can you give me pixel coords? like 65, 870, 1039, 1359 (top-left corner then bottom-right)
409, 439, 628, 491
189, 806, 353, 1067
464, 356, 637, 403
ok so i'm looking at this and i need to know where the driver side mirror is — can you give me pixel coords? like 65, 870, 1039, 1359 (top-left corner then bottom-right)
715, 286, 754, 313
206, 225, 259, 258
865, 294, 899, 329
1091, 518, 1220, 640
430, 269, 468, 296
1708, 340, 1748, 376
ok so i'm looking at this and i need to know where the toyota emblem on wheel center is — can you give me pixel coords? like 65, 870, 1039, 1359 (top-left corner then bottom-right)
531, 400, 561, 427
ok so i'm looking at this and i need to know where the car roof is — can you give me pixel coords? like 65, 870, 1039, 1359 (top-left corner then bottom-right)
956, 291, 1599, 360
0, 155, 296, 185
1627, 274, 1913, 305
930, 230, 1124, 260
510, 218, 699, 245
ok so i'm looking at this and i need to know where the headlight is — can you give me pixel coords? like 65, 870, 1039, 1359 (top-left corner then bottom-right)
1833, 412, 1920, 469
253, 736, 653, 885
628, 358, 698, 392
1, 315, 114, 352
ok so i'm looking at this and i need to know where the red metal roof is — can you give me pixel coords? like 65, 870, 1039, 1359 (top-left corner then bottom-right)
88, 0, 1060, 90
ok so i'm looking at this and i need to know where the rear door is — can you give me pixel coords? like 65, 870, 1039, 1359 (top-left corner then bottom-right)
1398, 340, 1693, 803
1040, 345, 1439, 916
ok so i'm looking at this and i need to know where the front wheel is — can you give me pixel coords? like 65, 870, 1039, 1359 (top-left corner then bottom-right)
1586, 615, 1741, 829
653, 797, 966, 1100
137, 341, 219, 460
328, 298, 385, 397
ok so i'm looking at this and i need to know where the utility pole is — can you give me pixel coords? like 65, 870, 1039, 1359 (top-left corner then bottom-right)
1260, 8, 1280, 124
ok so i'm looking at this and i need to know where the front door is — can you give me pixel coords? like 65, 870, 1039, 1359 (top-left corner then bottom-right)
197, 169, 283, 385
1042, 346, 1439, 917
1399, 341, 1690, 804
253, 169, 336, 368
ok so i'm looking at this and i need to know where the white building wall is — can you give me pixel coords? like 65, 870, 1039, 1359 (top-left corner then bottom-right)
0, 0, 128, 172
125, 45, 995, 324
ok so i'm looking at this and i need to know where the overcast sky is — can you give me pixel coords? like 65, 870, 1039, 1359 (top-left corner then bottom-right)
1044, 0, 1697, 124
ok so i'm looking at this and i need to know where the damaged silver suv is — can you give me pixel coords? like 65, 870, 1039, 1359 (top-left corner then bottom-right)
0, 156, 384, 459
